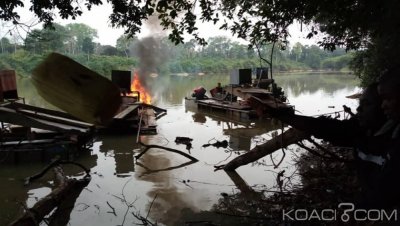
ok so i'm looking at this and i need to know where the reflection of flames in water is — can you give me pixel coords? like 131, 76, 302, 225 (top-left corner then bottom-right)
128, 71, 152, 104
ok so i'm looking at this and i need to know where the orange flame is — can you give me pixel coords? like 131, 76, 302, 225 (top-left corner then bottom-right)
129, 72, 152, 104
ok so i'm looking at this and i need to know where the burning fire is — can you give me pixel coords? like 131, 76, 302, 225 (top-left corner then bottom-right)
129, 72, 152, 104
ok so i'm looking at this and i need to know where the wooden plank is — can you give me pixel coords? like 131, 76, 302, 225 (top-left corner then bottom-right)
140, 103, 167, 113
0, 139, 56, 146
134, 108, 157, 135
142, 108, 156, 127
8, 102, 81, 121
114, 104, 140, 119
0, 131, 64, 142
17, 109, 94, 129
1, 107, 72, 133
0, 107, 90, 134
32, 117, 91, 133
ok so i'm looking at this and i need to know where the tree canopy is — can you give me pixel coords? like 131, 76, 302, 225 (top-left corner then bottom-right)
1, 0, 397, 47
1, 22, 351, 77
1, 0, 399, 83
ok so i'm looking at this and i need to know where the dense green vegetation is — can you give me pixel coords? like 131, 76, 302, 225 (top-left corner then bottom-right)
1, 0, 399, 86
0, 23, 352, 77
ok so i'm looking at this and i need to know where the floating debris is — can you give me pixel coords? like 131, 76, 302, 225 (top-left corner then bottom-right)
175, 136, 193, 150
203, 140, 229, 149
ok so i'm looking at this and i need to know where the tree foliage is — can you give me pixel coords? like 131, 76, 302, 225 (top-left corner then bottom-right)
116, 34, 138, 57
0, 37, 14, 53
65, 23, 97, 54
24, 23, 68, 54
1, 0, 398, 85
2, 30, 350, 78
0, 0, 395, 48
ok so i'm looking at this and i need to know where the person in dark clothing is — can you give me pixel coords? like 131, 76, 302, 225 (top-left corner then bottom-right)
216, 82, 223, 93
210, 82, 224, 98
371, 68, 400, 208
191, 87, 207, 100
351, 83, 389, 208
379, 68, 400, 124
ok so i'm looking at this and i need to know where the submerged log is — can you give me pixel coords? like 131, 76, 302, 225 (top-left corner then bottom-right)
223, 128, 309, 171
10, 162, 90, 226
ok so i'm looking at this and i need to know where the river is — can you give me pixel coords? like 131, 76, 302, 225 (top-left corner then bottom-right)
0, 72, 359, 225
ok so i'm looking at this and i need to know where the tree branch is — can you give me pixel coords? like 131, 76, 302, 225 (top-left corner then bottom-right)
136, 141, 198, 162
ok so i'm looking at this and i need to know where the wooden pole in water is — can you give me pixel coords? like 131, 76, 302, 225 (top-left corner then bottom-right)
136, 107, 143, 143
230, 85, 233, 104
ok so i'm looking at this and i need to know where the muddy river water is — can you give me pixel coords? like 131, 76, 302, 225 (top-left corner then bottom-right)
0, 72, 359, 225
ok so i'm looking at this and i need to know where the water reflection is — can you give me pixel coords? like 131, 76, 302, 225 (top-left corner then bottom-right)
135, 138, 200, 225
275, 72, 358, 97
153, 75, 230, 107
173, 171, 271, 226
136, 160, 196, 176
185, 102, 282, 152
0, 164, 41, 225
0, 148, 97, 225
192, 112, 207, 123
98, 135, 138, 177
223, 120, 281, 151
0, 73, 360, 225
16, 77, 60, 110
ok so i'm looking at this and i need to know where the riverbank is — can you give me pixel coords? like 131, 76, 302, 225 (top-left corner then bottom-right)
1, 50, 352, 79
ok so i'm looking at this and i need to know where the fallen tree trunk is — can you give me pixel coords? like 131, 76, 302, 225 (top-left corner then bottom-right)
136, 141, 198, 162
247, 96, 359, 147
9, 163, 90, 226
225, 171, 256, 195
47, 173, 90, 226
222, 128, 309, 171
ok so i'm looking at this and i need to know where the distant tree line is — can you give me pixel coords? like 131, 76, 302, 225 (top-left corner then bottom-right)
0, 23, 353, 77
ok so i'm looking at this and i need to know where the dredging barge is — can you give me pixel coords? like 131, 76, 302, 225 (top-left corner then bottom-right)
185, 68, 293, 120
0, 69, 166, 163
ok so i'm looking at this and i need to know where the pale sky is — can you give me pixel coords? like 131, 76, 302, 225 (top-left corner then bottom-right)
7, 1, 316, 47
